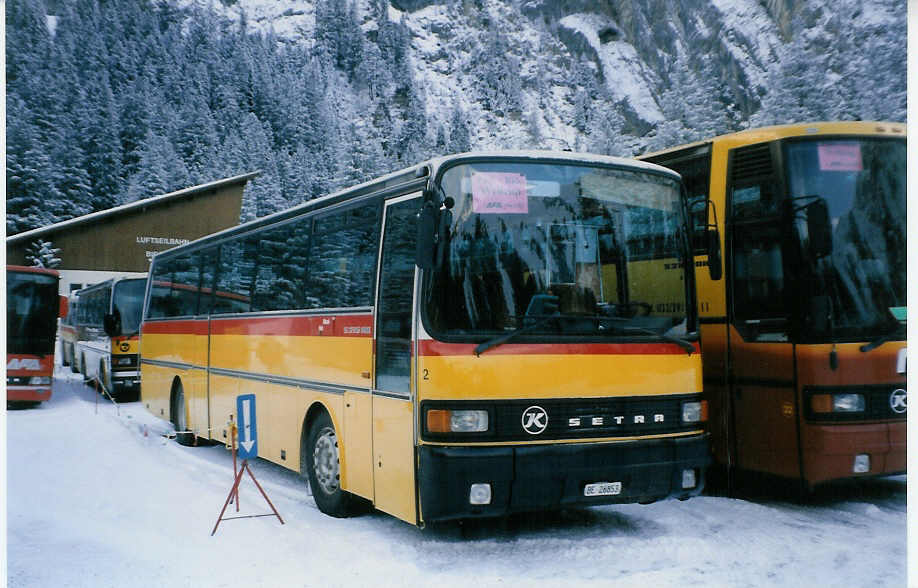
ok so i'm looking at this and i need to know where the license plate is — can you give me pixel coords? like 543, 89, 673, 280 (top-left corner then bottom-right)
584, 481, 622, 497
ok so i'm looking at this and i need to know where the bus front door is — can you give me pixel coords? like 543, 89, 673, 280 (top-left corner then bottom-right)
372, 195, 421, 523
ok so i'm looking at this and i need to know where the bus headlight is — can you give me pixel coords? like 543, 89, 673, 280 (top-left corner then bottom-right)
682, 400, 708, 424
427, 409, 489, 433
115, 356, 133, 366
812, 393, 865, 413
28, 376, 52, 385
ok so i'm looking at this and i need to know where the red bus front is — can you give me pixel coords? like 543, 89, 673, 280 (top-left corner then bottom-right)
7, 266, 61, 404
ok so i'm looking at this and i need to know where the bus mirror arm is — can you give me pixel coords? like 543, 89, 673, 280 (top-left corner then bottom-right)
416, 190, 455, 270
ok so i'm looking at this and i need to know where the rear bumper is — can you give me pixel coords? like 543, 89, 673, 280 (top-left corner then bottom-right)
7, 386, 51, 402
419, 434, 710, 522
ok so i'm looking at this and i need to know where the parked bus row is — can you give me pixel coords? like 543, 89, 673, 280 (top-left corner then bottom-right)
14, 121, 904, 526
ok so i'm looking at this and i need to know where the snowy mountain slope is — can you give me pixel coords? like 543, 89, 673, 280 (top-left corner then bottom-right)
192, 0, 903, 150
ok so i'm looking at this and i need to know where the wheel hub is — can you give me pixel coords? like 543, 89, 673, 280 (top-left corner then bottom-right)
313, 427, 340, 495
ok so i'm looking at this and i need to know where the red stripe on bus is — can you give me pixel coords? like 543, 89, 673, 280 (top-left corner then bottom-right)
143, 314, 373, 338
142, 320, 209, 336
211, 314, 373, 337
418, 340, 700, 357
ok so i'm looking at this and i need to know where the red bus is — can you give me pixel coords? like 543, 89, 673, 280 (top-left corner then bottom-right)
7, 265, 64, 406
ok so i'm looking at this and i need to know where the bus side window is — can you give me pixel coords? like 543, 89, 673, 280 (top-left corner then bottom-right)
213, 239, 256, 315
728, 143, 787, 339
304, 204, 379, 310
645, 145, 711, 255
252, 221, 308, 313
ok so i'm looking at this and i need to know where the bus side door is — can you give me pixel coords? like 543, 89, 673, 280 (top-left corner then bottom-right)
372, 194, 421, 523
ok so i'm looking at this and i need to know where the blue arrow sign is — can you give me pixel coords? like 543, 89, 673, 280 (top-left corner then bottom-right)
236, 394, 258, 460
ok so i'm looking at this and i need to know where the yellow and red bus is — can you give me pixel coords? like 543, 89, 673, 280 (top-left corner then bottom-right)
73, 277, 146, 399
7, 265, 63, 405
640, 121, 906, 490
140, 151, 710, 524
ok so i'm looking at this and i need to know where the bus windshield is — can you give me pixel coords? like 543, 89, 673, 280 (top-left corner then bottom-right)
113, 279, 146, 335
425, 161, 691, 341
7, 271, 59, 355
784, 138, 906, 340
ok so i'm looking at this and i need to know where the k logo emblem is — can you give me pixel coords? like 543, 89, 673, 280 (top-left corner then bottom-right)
889, 389, 907, 414
521, 405, 548, 435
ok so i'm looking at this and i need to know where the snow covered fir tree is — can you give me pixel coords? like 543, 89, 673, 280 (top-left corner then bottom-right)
6, 0, 906, 235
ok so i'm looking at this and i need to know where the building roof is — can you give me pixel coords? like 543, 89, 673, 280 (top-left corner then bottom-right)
7, 172, 259, 245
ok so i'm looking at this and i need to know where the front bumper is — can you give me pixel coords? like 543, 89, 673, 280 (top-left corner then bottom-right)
111, 370, 141, 392
7, 386, 51, 402
419, 434, 710, 522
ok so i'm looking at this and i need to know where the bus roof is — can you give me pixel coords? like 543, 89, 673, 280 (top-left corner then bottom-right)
74, 275, 146, 296
7, 265, 60, 278
640, 120, 906, 160
151, 150, 682, 261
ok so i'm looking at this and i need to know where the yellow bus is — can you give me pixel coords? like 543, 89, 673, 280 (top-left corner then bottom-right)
140, 151, 710, 524
640, 121, 906, 490
74, 276, 146, 399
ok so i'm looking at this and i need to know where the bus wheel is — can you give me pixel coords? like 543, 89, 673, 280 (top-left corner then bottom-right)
80, 355, 91, 384
69, 345, 78, 373
305, 412, 352, 517
171, 382, 195, 446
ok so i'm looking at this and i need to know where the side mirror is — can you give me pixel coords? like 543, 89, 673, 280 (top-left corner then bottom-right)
415, 201, 438, 270
805, 198, 832, 258
700, 199, 723, 281
58, 295, 69, 319
103, 310, 122, 338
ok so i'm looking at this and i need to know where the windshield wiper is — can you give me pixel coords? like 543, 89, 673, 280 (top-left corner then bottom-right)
860, 323, 906, 353
474, 315, 696, 356
616, 324, 696, 355
474, 314, 558, 357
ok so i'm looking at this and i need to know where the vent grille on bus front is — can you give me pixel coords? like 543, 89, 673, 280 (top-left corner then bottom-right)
731, 143, 773, 182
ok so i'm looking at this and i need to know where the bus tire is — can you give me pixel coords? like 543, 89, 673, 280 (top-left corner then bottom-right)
171, 381, 195, 446
305, 411, 353, 517
80, 354, 91, 384
69, 345, 78, 373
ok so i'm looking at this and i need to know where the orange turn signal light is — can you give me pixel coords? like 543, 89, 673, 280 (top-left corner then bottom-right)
811, 394, 833, 413
427, 409, 452, 433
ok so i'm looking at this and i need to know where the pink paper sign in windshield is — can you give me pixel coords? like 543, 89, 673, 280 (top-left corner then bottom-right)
471, 172, 528, 214
818, 143, 863, 172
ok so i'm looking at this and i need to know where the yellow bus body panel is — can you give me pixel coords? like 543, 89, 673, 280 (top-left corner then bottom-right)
419, 353, 702, 401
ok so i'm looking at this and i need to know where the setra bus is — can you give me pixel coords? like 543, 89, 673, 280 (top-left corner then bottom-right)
640, 121, 906, 490
140, 151, 712, 524
7, 265, 64, 406
73, 276, 146, 399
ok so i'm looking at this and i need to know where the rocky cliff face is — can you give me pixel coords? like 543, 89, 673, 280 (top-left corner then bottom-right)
204, 0, 903, 154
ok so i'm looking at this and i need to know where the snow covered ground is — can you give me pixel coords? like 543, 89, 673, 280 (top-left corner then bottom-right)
5, 368, 908, 587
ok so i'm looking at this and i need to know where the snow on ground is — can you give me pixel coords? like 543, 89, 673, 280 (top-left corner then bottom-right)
5, 368, 907, 587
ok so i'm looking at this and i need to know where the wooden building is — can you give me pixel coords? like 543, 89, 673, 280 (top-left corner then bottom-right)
7, 172, 258, 294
